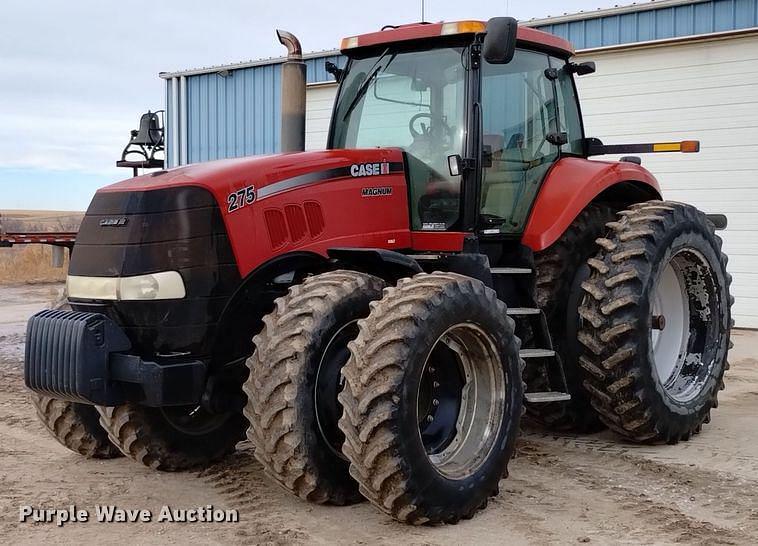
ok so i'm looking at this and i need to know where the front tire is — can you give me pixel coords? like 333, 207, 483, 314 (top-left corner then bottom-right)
96, 402, 248, 471
577, 201, 732, 443
339, 273, 523, 524
244, 270, 386, 505
32, 395, 122, 459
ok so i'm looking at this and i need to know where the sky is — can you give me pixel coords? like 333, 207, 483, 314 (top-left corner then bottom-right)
0, 0, 632, 211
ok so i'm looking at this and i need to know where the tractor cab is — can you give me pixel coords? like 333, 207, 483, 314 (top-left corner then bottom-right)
329, 20, 583, 236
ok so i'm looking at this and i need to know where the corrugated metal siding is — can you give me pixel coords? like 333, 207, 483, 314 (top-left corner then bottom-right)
536, 0, 758, 48
186, 65, 278, 163
174, 54, 345, 165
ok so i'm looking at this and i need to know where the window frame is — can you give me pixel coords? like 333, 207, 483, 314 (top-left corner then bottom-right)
548, 56, 586, 157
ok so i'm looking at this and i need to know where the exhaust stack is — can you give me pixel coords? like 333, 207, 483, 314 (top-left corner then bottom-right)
277, 30, 306, 152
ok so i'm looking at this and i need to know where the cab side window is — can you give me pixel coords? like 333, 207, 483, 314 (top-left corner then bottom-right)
480, 50, 559, 232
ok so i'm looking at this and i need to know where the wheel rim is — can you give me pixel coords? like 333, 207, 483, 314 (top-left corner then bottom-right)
650, 248, 719, 403
417, 323, 506, 480
315, 320, 358, 459
159, 405, 230, 436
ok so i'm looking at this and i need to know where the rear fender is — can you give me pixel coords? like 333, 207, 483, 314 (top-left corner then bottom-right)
522, 157, 661, 251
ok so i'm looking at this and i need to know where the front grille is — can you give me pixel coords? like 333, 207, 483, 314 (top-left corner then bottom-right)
68, 186, 241, 358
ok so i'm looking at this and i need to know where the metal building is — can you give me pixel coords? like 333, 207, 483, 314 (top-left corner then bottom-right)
160, 0, 758, 327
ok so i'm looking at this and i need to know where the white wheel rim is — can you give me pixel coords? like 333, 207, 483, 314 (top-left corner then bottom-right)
649, 248, 719, 403
651, 261, 689, 384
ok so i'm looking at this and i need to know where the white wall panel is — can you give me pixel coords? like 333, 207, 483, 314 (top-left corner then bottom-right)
576, 34, 758, 327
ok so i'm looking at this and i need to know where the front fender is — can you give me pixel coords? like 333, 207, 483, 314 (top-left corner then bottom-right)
522, 157, 661, 251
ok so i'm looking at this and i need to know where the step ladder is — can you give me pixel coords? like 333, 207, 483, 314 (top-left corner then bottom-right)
491, 265, 571, 405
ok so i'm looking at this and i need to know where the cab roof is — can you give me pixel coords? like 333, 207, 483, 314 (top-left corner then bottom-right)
341, 20, 575, 57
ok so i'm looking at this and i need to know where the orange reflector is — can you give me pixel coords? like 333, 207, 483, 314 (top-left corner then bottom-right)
680, 140, 700, 153
652, 142, 682, 152
652, 141, 700, 153
440, 20, 487, 35
341, 36, 359, 49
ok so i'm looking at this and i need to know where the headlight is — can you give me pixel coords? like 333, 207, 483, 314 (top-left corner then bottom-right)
67, 271, 186, 301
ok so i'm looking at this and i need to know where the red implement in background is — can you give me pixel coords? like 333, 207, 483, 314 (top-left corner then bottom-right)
0, 214, 76, 251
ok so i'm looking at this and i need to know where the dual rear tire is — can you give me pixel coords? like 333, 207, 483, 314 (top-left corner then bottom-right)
245, 271, 523, 524
243, 271, 386, 504
339, 273, 523, 524
577, 201, 732, 443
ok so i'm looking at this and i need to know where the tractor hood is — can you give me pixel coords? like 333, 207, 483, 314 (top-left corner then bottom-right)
70, 147, 410, 357
100, 148, 405, 201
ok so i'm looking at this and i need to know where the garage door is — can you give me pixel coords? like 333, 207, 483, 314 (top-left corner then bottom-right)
305, 83, 338, 150
575, 33, 758, 328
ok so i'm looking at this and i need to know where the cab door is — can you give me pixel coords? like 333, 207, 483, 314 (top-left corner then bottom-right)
479, 49, 562, 234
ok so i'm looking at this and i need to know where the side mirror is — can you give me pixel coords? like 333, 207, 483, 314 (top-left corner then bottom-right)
325, 61, 343, 82
482, 17, 518, 65
448, 154, 463, 176
448, 154, 474, 176
567, 61, 596, 76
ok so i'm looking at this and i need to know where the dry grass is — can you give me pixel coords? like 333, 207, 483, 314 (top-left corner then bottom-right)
0, 246, 70, 283
0, 210, 82, 284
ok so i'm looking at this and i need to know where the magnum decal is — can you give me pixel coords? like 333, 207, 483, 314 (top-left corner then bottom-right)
361, 186, 393, 197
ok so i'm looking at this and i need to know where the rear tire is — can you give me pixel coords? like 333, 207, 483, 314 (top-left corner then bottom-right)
32, 395, 121, 459
530, 204, 615, 432
96, 403, 247, 471
339, 273, 523, 524
244, 270, 386, 505
577, 201, 732, 443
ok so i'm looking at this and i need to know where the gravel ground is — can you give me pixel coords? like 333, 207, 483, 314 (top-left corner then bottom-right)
1, 282, 756, 545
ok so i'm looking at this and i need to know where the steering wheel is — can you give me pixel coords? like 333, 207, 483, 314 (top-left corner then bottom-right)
409, 112, 433, 139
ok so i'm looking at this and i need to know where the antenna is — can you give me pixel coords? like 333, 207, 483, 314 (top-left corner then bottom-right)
421, 0, 425, 21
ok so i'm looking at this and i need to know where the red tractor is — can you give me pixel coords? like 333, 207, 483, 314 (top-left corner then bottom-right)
25, 18, 732, 524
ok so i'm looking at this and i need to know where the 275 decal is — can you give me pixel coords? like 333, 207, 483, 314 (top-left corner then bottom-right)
227, 185, 256, 213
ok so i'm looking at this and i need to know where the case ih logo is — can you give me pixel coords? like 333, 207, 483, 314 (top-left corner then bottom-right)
99, 217, 128, 227
361, 186, 393, 198
350, 162, 390, 177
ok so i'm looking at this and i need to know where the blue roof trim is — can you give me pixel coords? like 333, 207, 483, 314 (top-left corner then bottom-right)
535, 0, 758, 49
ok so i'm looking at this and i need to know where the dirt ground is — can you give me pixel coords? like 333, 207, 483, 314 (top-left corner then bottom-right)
1, 283, 757, 545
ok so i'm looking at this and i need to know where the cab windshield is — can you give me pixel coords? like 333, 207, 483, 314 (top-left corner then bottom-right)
330, 46, 467, 230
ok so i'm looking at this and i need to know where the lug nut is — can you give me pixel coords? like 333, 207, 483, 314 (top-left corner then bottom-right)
652, 315, 666, 330
432, 399, 440, 407
426, 415, 434, 423
433, 381, 440, 388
